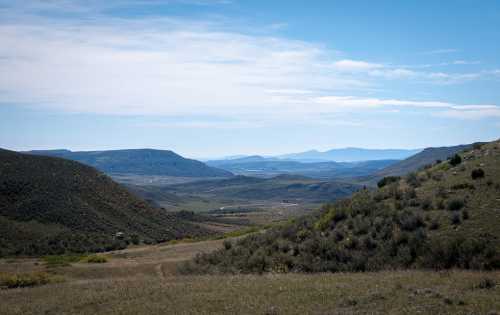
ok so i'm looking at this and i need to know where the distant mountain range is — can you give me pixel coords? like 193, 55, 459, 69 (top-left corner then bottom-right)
27, 149, 233, 178
277, 147, 422, 162
206, 156, 398, 179
0, 149, 210, 257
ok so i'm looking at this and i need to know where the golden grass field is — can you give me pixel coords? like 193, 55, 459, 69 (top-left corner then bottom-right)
1, 238, 499, 315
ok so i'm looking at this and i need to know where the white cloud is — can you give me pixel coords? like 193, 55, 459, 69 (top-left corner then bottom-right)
436, 108, 500, 120
453, 60, 480, 65
332, 59, 383, 71
0, 1, 498, 125
422, 48, 459, 55
0, 17, 366, 116
312, 96, 500, 116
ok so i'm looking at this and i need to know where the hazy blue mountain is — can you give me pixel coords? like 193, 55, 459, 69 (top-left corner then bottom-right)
278, 147, 422, 162
27, 149, 233, 178
206, 156, 398, 179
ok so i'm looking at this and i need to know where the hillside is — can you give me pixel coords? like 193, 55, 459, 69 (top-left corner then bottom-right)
164, 175, 362, 204
0, 149, 210, 257
279, 147, 421, 162
28, 149, 233, 178
376, 143, 475, 177
182, 140, 500, 273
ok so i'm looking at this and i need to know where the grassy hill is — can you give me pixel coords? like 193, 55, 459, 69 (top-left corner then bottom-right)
376, 143, 475, 177
182, 140, 500, 273
0, 149, 211, 257
28, 149, 233, 177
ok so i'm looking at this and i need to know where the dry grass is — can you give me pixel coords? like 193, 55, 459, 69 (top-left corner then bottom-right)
0, 238, 499, 314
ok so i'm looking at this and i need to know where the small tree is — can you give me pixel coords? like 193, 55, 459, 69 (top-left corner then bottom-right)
377, 176, 400, 188
471, 168, 485, 180
449, 154, 462, 166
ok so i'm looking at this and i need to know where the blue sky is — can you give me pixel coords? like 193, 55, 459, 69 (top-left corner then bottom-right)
0, 0, 499, 158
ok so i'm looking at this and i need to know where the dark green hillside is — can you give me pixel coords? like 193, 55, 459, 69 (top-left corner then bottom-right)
0, 149, 210, 257
29, 149, 233, 177
182, 140, 500, 274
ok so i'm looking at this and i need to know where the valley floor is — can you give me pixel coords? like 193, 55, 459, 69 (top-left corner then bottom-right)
1, 239, 499, 315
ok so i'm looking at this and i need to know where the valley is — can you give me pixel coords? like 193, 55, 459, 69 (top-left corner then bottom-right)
2, 141, 499, 315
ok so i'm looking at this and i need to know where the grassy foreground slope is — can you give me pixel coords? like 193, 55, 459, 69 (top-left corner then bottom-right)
1, 238, 499, 314
0, 149, 210, 257
183, 140, 500, 273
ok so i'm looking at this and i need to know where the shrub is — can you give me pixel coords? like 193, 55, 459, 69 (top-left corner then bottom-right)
471, 168, 485, 180
406, 173, 420, 188
85, 255, 108, 263
447, 199, 465, 211
43, 255, 86, 267
423, 237, 499, 270
404, 187, 417, 200
432, 172, 444, 181
223, 240, 232, 250
377, 176, 400, 188
399, 211, 425, 231
436, 199, 445, 210
0, 272, 56, 288
475, 278, 496, 290
451, 183, 475, 190
421, 198, 432, 210
462, 210, 469, 220
451, 212, 461, 225
429, 220, 440, 230
449, 154, 462, 166
436, 186, 448, 198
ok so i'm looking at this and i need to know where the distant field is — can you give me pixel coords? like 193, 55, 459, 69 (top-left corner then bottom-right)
1, 238, 499, 315
110, 173, 229, 186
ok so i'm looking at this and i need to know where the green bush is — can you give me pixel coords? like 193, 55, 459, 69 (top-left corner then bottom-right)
0, 272, 57, 288
421, 198, 432, 210
377, 176, 400, 188
475, 278, 496, 289
43, 255, 86, 267
447, 199, 465, 211
406, 173, 420, 188
85, 255, 108, 263
451, 212, 461, 225
449, 154, 462, 166
223, 240, 232, 250
471, 168, 485, 180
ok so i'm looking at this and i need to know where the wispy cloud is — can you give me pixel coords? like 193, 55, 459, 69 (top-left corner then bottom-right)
332, 59, 383, 71
422, 48, 459, 55
0, 1, 498, 126
312, 96, 500, 118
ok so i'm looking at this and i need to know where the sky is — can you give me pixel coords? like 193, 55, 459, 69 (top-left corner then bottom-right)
0, 0, 499, 158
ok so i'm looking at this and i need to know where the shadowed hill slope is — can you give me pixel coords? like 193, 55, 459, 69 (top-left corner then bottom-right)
28, 149, 233, 177
182, 140, 500, 273
0, 149, 210, 257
